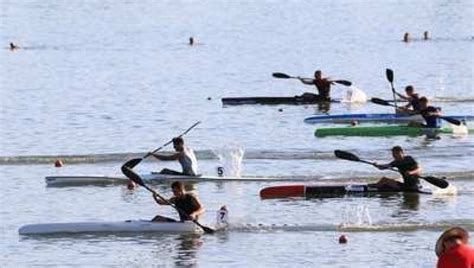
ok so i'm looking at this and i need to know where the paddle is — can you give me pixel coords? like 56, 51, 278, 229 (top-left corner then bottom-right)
272, 72, 352, 86
386, 68, 397, 111
371, 97, 461, 126
123, 121, 201, 170
121, 162, 215, 234
334, 150, 449, 189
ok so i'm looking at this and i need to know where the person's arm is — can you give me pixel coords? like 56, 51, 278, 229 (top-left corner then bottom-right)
374, 162, 391, 170
406, 165, 422, 176
298, 77, 315, 85
149, 152, 180, 161
188, 195, 205, 220
153, 194, 174, 205
396, 92, 409, 100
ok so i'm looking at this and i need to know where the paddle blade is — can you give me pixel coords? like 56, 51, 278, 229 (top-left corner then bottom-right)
272, 72, 292, 79
194, 221, 215, 234
334, 80, 352, 86
121, 164, 145, 187
440, 116, 461, 126
123, 158, 142, 169
386, 69, 394, 83
422, 176, 449, 189
371, 97, 392, 106
334, 150, 361, 162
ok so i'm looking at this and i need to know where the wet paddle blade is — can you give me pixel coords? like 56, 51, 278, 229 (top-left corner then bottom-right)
386, 69, 394, 83
123, 158, 143, 170
272, 72, 292, 79
334, 80, 352, 86
422, 176, 449, 189
440, 116, 461, 126
121, 164, 145, 187
334, 150, 361, 162
371, 97, 391, 106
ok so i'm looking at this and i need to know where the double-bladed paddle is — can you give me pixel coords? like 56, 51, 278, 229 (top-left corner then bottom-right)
123, 121, 201, 169
386, 68, 398, 111
334, 150, 449, 189
121, 162, 215, 234
370, 97, 461, 126
272, 72, 352, 86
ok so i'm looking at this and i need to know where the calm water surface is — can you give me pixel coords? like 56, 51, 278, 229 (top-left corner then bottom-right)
1, 0, 473, 267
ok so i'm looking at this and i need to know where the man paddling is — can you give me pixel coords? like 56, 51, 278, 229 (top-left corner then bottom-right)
396, 85, 421, 113
147, 137, 198, 176
298, 70, 335, 101
419, 97, 442, 128
370, 146, 422, 191
152, 181, 205, 222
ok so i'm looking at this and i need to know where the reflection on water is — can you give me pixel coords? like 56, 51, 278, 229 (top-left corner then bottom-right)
173, 234, 203, 267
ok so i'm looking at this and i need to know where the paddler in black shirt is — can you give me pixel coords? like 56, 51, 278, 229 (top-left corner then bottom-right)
396, 85, 422, 113
370, 146, 422, 191
298, 70, 334, 101
419, 97, 442, 128
152, 181, 205, 222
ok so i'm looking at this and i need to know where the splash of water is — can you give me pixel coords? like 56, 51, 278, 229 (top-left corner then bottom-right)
341, 86, 368, 103
341, 204, 372, 227
213, 146, 244, 177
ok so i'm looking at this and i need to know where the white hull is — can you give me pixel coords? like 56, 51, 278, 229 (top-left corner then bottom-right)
45, 173, 286, 186
19, 220, 201, 235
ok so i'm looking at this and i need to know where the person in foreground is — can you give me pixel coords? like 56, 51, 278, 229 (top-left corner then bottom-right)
396, 85, 421, 113
370, 146, 422, 191
152, 181, 205, 222
147, 137, 198, 176
298, 70, 336, 101
436, 226, 474, 268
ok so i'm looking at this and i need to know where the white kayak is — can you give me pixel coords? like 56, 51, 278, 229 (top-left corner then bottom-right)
45, 173, 287, 186
19, 220, 201, 235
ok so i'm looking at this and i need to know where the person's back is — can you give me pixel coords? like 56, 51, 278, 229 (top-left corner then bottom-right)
419, 97, 441, 128
179, 147, 198, 176
172, 192, 202, 221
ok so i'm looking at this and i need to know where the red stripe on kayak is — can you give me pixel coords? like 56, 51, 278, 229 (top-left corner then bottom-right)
260, 185, 305, 199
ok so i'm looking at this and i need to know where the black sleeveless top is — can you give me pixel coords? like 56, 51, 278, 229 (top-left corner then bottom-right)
172, 194, 201, 222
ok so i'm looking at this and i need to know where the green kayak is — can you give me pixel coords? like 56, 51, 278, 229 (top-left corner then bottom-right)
315, 126, 473, 137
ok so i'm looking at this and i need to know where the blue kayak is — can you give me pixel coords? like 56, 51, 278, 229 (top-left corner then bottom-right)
304, 113, 474, 124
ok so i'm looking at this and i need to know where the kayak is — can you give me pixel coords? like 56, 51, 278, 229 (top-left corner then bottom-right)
222, 96, 340, 105
45, 173, 288, 187
304, 113, 474, 124
260, 184, 431, 199
18, 220, 201, 235
314, 126, 474, 137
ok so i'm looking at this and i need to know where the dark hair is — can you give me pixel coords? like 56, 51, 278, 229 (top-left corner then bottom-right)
405, 85, 414, 92
171, 181, 184, 190
419, 96, 428, 103
391, 146, 403, 153
172, 137, 184, 145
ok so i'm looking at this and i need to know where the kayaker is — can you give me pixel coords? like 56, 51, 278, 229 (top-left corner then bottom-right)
152, 181, 205, 222
419, 97, 442, 128
298, 70, 334, 101
396, 85, 421, 113
371, 146, 422, 191
147, 137, 198, 176
436, 226, 474, 268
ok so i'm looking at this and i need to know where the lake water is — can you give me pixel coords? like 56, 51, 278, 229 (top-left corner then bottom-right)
1, 0, 473, 267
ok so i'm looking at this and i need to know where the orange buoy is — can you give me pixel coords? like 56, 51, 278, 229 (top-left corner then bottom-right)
54, 159, 63, 167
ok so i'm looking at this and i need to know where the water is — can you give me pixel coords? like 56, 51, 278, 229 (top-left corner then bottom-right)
1, 0, 473, 267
